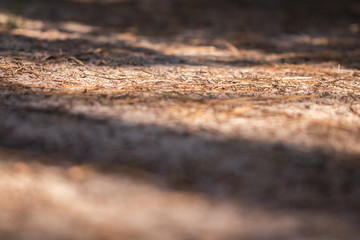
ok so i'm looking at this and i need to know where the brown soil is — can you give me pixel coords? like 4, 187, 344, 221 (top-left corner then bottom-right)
0, 0, 360, 239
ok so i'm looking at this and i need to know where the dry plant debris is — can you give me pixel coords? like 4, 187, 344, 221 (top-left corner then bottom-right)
0, 0, 360, 239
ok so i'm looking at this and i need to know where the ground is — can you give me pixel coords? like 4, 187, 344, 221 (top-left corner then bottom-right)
0, 0, 360, 239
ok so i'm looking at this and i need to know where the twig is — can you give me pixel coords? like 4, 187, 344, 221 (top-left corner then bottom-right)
21, 71, 42, 77
68, 56, 84, 66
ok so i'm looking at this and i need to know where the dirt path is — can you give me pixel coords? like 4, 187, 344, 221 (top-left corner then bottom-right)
0, 0, 360, 239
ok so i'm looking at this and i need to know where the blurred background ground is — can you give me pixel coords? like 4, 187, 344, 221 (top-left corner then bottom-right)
0, 0, 360, 239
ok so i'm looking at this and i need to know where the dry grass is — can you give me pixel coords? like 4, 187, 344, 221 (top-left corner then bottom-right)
0, 0, 360, 239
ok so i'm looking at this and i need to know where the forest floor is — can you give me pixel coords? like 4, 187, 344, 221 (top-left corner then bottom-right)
0, 0, 360, 239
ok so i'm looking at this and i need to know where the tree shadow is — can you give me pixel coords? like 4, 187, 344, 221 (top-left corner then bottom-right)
1, 81, 360, 239
0, 0, 359, 68
0, 82, 359, 211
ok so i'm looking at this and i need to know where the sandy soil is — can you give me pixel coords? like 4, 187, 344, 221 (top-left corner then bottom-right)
0, 0, 360, 239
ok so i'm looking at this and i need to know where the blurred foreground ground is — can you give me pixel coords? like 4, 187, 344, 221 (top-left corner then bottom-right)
0, 0, 360, 239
